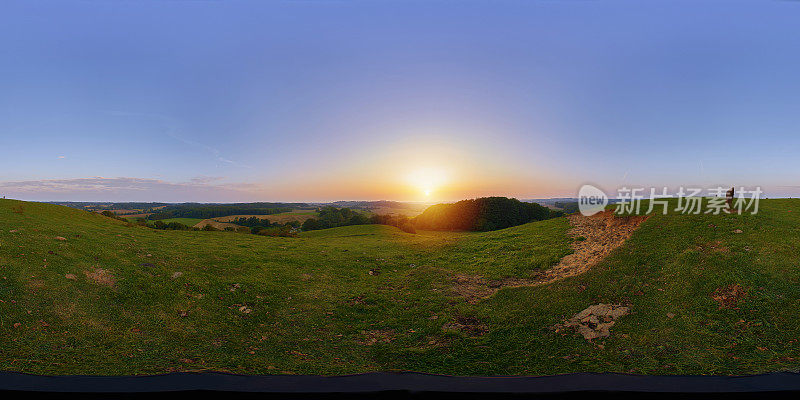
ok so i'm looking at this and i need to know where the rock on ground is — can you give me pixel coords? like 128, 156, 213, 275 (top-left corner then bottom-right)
553, 303, 630, 340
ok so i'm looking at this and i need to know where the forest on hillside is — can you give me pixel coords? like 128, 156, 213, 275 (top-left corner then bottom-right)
413, 197, 562, 231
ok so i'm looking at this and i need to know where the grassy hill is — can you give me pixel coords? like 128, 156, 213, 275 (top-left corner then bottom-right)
0, 199, 799, 375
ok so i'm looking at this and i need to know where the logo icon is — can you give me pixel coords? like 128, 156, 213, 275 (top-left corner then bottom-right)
578, 184, 608, 216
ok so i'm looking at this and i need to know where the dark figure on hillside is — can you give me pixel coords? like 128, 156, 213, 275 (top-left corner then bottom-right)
726, 187, 735, 210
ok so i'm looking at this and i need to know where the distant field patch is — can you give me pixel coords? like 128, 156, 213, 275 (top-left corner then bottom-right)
193, 219, 239, 229
215, 210, 318, 224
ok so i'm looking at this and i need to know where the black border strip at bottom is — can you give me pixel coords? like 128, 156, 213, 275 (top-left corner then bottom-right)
0, 371, 799, 393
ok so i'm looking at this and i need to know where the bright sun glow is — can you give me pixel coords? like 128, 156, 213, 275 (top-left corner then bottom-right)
407, 167, 448, 199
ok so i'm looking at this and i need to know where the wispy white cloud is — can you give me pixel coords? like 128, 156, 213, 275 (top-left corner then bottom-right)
106, 110, 250, 168
188, 176, 225, 184
165, 128, 252, 168
0, 177, 266, 202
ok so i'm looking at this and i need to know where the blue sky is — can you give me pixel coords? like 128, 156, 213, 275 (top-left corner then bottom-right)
1, 0, 799, 202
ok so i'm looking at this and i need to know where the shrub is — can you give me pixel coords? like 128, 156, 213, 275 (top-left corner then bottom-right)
151, 220, 191, 230
300, 207, 371, 231
302, 218, 320, 231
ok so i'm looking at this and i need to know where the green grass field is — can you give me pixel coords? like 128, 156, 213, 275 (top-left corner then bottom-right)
1, 199, 799, 375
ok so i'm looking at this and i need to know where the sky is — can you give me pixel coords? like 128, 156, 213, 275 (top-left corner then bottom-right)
1, 0, 799, 202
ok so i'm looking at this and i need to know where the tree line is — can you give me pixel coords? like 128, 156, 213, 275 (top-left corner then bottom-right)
147, 203, 300, 220
300, 206, 369, 231
120, 215, 299, 237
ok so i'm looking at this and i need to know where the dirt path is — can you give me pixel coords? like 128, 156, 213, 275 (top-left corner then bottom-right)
453, 211, 649, 303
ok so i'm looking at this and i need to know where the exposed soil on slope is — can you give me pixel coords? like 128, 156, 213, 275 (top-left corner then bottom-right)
453, 211, 649, 303
83, 268, 116, 288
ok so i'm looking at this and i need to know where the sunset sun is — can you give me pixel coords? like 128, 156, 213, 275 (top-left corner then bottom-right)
406, 167, 448, 200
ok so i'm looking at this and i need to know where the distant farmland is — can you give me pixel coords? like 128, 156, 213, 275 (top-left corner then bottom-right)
367, 206, 426, 217
191, 219, 239, 230
214, 210, 318, 224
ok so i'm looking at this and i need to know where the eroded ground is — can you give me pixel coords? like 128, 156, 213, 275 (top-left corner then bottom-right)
453, 211, 649, 302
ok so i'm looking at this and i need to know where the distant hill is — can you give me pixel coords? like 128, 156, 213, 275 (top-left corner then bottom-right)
51, 201, 170, 211
146, 202, 310, 220
328, 200, 420, 209
414, 197, 562, 231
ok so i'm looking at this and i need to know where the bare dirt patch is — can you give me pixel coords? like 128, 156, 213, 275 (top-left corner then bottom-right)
359, 329, 395, 346
83, 268, 116, 287
542, 211, 648, 282
712, 284, 747, 309
552, 303, 631, 340
442, 315, 488, 337
453, 211, 648, 303
697, 240, 729, 253
27, 279, 45, 289
346, 295, 366, 306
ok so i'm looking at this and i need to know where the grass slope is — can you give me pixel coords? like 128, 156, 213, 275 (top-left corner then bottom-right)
0, 199, 799, 375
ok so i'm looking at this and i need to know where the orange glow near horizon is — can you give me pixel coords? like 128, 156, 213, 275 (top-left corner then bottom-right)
255, 135, 573, 202
405, 166, 449, 201
260, 159, 572, 203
